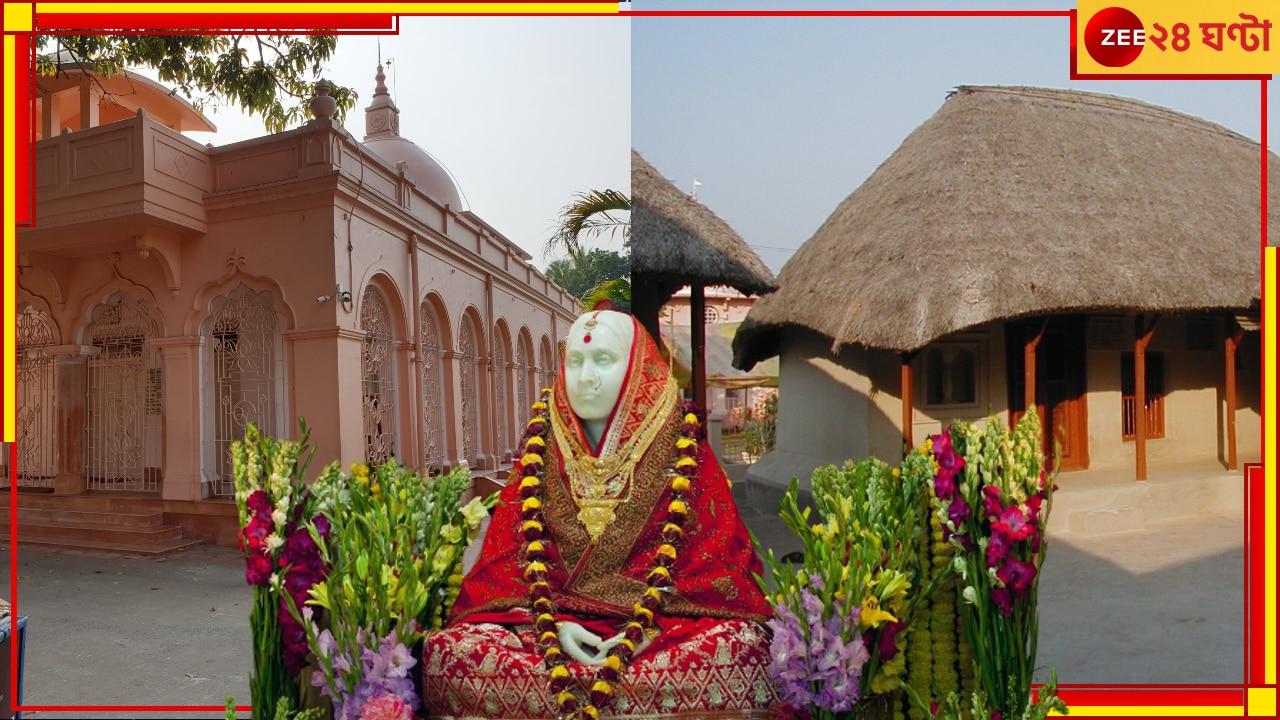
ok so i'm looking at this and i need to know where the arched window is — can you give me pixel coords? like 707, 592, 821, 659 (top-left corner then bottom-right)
538, 337, 554, 399
16, 306, 58, 486
493, 328, 508, 459
85, 293, 163, 492
419, 303, 447, 470
515, 338, 530, 425
459, 316, 480, 467
207, 286, 282, 496
361, 286, 397, 464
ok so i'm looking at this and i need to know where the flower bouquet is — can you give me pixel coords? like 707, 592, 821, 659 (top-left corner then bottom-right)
285, 459, 495, 720
922, 411, 1068, 720
756, 450, 945, 719
233, 421, 330, 720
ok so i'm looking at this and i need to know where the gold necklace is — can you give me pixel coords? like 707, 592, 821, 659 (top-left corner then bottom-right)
550, 375, 677, 542
517, 389, 702, 720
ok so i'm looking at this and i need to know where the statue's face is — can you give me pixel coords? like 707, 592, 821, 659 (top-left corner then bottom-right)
564, 311, 635, 422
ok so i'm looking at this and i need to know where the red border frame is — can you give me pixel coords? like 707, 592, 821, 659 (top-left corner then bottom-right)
7, 2, 1272, 715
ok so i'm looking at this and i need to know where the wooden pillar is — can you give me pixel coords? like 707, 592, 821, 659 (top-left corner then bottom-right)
690, 283, 707, 411
1225, 325, 1245, 471
900, 352, 915, 450
1134, 316, 1157, 481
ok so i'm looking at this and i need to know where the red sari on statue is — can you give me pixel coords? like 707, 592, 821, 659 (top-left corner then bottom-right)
421, 315, 779, 719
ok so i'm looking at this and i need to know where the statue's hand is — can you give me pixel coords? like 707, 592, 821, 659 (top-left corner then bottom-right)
556, 622, 653, 665
557, 621, 612, 664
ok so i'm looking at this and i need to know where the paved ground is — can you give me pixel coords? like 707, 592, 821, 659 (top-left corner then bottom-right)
2, 481, 1244, 717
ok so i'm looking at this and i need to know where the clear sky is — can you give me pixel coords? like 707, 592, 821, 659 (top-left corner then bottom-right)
171, 16, 631, 271
631, 2, 1278, 273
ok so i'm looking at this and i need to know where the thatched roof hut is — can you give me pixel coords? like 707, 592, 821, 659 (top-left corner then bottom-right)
734, 85, 1276, 370
631, 149, 777, 297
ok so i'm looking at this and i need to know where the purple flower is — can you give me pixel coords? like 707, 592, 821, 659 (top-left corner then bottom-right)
990, 586, 1013, 618
766, 595, 870, 713
986, 531, 1011, 568
997, 557, 1038, 597
947, 495, 970, 528
981, 485, 1004, 519
993, 506, 1034, 542
877, 620, 905, 662
932, 470, 957, 503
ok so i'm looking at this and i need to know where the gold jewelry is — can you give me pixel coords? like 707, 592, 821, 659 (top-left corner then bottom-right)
551, 375, 678, 542
517, 389, 701, 720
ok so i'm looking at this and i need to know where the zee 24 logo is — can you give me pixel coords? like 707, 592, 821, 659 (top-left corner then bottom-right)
1084, 6, 1272, 67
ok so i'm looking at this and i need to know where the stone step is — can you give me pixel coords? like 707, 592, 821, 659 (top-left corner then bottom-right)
2, 519, 186, 547
1, 530, 202, 555
12, 506, 165, 527
0, 493, 163, 514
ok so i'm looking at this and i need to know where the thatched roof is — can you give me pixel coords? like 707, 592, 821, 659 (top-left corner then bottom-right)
735, 85, 1274, 369
631, 149, 778, 296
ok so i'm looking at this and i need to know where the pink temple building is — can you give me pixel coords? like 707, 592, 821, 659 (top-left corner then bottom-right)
9, 64, 577, 549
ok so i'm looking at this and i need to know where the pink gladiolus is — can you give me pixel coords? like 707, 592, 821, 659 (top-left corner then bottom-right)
997, 557, 1037, 597
992, 505, 1034, 541
981, 486, 1003, 519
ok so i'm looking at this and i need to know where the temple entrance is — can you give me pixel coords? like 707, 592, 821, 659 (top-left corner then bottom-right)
1007, 316, 1089, 471
85, 294, 163, 492
16, 307, 58, 487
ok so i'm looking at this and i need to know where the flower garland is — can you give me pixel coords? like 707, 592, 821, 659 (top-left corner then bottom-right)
516, 389, 701, 720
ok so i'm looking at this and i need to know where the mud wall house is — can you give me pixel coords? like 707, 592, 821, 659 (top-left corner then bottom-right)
733, 86, 1271, 497
10, 65, 576, 548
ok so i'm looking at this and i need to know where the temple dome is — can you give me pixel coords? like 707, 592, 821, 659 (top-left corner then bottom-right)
361, 64, 465, 209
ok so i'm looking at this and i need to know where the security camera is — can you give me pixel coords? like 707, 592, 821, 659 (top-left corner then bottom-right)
316, 295, 331, 304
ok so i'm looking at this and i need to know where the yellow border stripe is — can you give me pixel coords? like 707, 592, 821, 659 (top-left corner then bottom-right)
4, 3, 33, 32
35, 3, 618, 14
1266, 246, 1277, 685
1249, 688, 1277, 718
1057, 708, 1241, 717
3, 34, 14, 444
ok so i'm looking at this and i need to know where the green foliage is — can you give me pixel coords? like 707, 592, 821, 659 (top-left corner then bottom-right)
287, 460, 496, 697
580, 277, 632, 313
545, 188, 631, 259
35, 35, 357, 133
742, 390, 778, 458
545, 248, 631, 300
755, 450, 950, 699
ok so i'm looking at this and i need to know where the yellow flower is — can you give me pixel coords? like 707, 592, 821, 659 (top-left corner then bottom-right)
461, 496, 490, 530
683, 412, 699, 425
676, 437, 698, 451
892, 467, 901, 479
520, 453, 544, 466
525, 435, 546, 449
670, 476, 691, 493
531, 401, 548, 412
812, 523, 827, 538
859, 596, 898, 630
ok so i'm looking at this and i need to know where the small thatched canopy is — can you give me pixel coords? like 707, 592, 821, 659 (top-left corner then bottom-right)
631, 149, 777, 296
734, 86, 1276, 369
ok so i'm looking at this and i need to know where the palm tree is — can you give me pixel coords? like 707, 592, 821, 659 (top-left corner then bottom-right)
544, 189, 631, 260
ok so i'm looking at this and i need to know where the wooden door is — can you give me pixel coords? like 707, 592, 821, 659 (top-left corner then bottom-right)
1008, 316, 1089, 471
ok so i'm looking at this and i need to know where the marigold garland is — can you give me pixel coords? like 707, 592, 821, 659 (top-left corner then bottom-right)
515, 389, 702, 720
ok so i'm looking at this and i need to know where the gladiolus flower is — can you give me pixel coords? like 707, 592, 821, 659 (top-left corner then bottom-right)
947, 495, 970, 528
997, 557, 1037, 597
990, 586, 1013, 618
993, 505, 1034, 541
981, 485, 1004, 518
